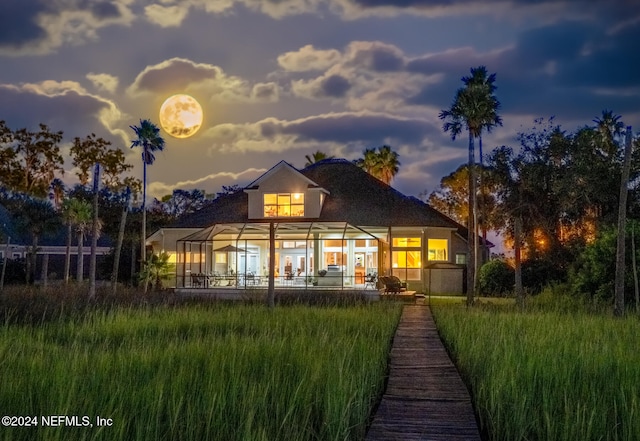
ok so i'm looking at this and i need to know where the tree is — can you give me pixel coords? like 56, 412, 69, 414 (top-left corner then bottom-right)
355, 145, 401, 185
70, 133, 133, 190
139, 251, 174, 293
49, 178, 66, 210
439, 66, 502, 305
304, 150, 334, 167
130, 119, 165, 264
10, 197, 60, 284
153, 188, 207, 218
0, 122, 64, 197
65, 198, 92, 282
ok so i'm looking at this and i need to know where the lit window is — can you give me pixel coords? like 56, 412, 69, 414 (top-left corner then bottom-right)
264, 193, 304, 217
428, 239, 448, 261
392, 237, 421, 247
455, 253, 466, 265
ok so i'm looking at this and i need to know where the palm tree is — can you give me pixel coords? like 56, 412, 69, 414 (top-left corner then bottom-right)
439, 66, 502, 305
65, 198, 92, 282
375, 145, 400, 185
49, 178, 65, 210
304, 150, 334, 167
12, 197, 60, 284
593, 110, 624, 158
355, 145, 401, 185
139, 251, 174, 293
130, 119, 165, 265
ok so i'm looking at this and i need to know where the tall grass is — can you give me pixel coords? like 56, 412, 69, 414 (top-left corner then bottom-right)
432, 304, 640, 441
0, 303, 401, 441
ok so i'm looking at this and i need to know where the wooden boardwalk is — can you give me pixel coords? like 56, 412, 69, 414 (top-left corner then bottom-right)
366, 304, 481, 441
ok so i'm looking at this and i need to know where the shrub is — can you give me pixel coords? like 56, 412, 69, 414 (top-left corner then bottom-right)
478, 259, 514, 296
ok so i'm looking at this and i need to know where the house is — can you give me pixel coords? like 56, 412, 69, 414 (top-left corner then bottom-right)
147, 159, 490, 294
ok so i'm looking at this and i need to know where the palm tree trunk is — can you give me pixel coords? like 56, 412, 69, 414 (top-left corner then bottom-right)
466, 129, 476, 306
112, 193, 129, 295
614, 126, 633, 317
88, 179, 99, 298
41, 253, 49, 288
77, 231, 84, 282
64, 223, 71, 283
141, 162, 147, 264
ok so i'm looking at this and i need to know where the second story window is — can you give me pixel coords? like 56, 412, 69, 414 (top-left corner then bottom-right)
264, 193, 304, 217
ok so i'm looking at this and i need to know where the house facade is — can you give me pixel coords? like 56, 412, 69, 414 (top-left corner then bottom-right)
148, 159, 486, 294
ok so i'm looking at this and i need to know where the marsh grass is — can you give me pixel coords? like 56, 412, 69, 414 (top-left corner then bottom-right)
432, 304, 640, 441
0, 303, 402, 441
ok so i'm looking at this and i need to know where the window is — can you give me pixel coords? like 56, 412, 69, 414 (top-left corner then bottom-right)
455, 253, 467, 265
215, 253, 227, 264
264, 193, 304, 217
392, 237, 421, 247
392, 250, 421, 280
428, 239, 448, 261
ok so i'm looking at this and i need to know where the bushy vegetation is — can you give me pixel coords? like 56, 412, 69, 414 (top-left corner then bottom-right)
433, 300, 640, 441
478, 259, 514, 296
0, 300, 402, 441
569, 221, 640, 306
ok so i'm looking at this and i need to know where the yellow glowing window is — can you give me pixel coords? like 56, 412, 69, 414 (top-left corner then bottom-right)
428, 239, 448, 261
392, 251, 421, 268
264, 193, 304, 217
215, 253, 227, 264
392, 237, 421, 247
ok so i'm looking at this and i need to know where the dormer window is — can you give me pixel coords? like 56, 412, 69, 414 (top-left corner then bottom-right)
264, 193, 305, 217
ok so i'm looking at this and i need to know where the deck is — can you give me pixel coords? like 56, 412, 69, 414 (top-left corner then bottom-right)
366, 304, 481, 441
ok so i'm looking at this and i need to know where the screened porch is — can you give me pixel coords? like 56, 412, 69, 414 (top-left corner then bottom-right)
175, 222, 391, 289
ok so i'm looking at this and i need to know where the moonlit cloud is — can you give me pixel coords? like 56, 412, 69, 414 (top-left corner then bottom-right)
0, 0, 135, 56
86, 73, 120, 94
144, 4, 190, 27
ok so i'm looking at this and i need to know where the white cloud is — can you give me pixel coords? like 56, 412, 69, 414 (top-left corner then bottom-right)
127, 57, 281, 103
278, 44, 343, 72
147, 167, 266, 199
144, 4, 190, 27
86, 73, 119, 94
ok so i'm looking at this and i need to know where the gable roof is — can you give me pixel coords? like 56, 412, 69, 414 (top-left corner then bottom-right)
173, 158, 462, 231
244, 160, 324, 190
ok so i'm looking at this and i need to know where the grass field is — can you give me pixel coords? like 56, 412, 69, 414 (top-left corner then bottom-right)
432, 304, 640, 441
0, 303, 402, 441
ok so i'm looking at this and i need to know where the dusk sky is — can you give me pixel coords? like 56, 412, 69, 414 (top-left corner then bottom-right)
1, 0, 639, 202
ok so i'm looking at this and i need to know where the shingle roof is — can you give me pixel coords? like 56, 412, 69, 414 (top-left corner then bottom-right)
173, 158, 463, 231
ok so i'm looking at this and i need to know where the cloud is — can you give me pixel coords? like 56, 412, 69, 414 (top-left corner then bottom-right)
144, 4, 190, 27
86, 72, 119, 94
0, 0, 135, 56
203, 111, 439, 156
292, 74, 352, 99
251, 82, 280, 102
277, 44, 343, 71
127, 57, 278, 103
147, 168, 266, 199
0, 80, 128, 147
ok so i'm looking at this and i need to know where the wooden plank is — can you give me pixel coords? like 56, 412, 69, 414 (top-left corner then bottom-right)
366, 304, 481, 441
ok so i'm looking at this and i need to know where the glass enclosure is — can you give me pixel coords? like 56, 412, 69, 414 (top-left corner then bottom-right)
176, 222, 389, 289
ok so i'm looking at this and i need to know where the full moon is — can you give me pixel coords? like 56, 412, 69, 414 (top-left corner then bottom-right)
159, 94, 203, 138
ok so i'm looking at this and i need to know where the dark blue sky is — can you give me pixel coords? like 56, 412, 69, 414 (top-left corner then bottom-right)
1, 0, 638, 199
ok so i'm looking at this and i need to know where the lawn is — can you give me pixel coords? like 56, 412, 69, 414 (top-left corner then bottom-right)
432, 304, 640, 441
0, 303, 402, 441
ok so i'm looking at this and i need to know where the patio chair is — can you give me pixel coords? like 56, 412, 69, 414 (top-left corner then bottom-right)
380, 275, 406, 293
364, 273, 377, 289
